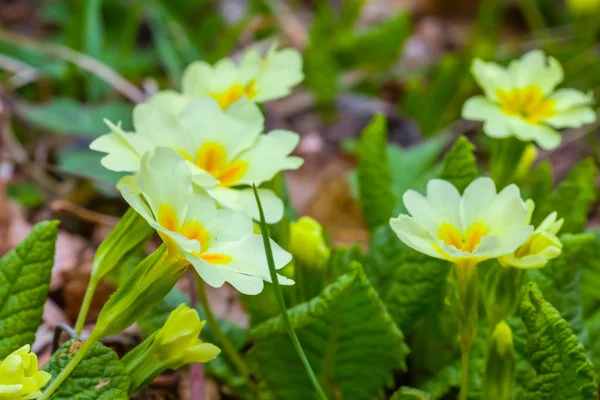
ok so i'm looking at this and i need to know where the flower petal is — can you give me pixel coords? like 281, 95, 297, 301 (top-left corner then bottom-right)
471, 59, 511, 102
462, 96, 512, 138
507, 118, 561, 150
207, 187, 284, 223
235, 130, 303, 185
179, 97, 263, 161
509, 50, 563, 95
460, 177, 497, 229
389, 215, 444, 259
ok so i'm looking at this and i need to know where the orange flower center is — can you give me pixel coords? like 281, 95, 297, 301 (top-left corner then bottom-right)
211, 80, 258, 108
193, 142, 248, 187
496, 86, 556, 124
438, 222, 488, 253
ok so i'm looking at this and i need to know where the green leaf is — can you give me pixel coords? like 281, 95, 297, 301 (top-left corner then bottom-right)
43, 339, 130, 399
58, 148, 125, 195
439, 136, 477, 192
250, 263, 408, 400
357, 114, 396, 232
336, 12, 411, 69
528, 233, 596, 343
532, 158, 597, 233
0, 221, 58, 358
519, 282, 598, 399
16, 98, 133, 137
6, 180, 45, 208
365, 225, 449, 332
581, 230, 600, 318
584, 310, 600, 378
390, 387, 433, 400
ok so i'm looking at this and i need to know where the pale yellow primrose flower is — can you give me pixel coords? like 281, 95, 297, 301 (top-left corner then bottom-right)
155, 304, 220, 368
0, 345, 51, 400
90, 93, 303, 223
120, 147, 294, 295
390, 178, 533, 266
182, 43, 303, 109
462, 50, 596, 150
289, 217, 330, 269
498, 199, 563, 269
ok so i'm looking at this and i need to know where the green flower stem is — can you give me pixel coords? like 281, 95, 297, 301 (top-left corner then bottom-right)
453, 261, 479, 400
253, 185, 328, 400
490, 138, 527, 189
74, 278, 99, 335
39, 337, 97, 400
195, 275, 253, 386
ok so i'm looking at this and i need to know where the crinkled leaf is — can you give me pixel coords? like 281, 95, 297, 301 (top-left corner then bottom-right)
357, 114, 396, 232
390, 387, 433, 400
519, 282, 597, 399
439, 136, 477, 192
16, 98, 133, 137
250, 263, 408, 400
0, 221, 58, 358
584, 310, 600, 379
365, 225, 449, 332
528, 233, 595, 343
43, 339, 130, 399
532, 158, 597, 233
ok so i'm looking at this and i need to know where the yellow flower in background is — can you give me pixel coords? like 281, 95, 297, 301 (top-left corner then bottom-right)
499, 200, 563, 269
90, 93, 303, 223
289, 217, 330, 269
155, 304, 220, 368
0, 345, 51, 400
182, 43, 303, 109
389, 178, 533, 266
120, 148, 294, 295
462, 50, 596, 150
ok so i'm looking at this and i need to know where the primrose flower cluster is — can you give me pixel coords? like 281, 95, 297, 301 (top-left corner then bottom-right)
91, 43, 303, 295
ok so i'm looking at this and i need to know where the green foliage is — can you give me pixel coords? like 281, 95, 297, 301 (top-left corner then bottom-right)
356, 114, 396, 232
365, 225, 449, 332
528, 233, 596, 342
0, 221, 58, 359
519, 282, 598, 399
439, 136, 477, 192
532, 158, 597, 233
16, 98, 133, 137
251, 263, 408, 400
58, 148, 124, 195
336, 12, 411, 68
5, 180, 45, 208
43, 339, 130, 400
580, 230, 600, 318
390, 387, 433, 399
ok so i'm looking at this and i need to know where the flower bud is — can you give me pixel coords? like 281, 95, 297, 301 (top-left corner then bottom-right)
289, 217, 330, 269
122, 304, 220, 393
513, 144, 538, 182
483, 321, 516, 400
499, 200, 563, 270
0, 345, 51, 400
483, 265, 524, 328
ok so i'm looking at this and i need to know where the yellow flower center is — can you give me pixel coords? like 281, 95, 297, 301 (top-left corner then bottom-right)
194, 142, 248, 187
496, 86, 557, 123
438, 222, 488, 253
156, 205, 231, 265
211, 80, 258, 108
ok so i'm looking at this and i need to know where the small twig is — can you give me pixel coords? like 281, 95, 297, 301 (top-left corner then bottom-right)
52, 323, 79, 352
0, 29, 145, 103
50, 199, 119, 226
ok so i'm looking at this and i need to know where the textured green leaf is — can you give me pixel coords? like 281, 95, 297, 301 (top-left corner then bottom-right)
528, 233, 595, 342
250, 263, 408, 400
0, 221, 58, 358
519, 282, 597, 399
336, 12, 411, 68
357, 114, 396, 232
584, 310, 600, 378
439, 136, 477, 192
43, 339, 130, 399
16, 98, 133, 137
532, 158, 597, 233
390, 387, 432, 399
365, 225, 449, 332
